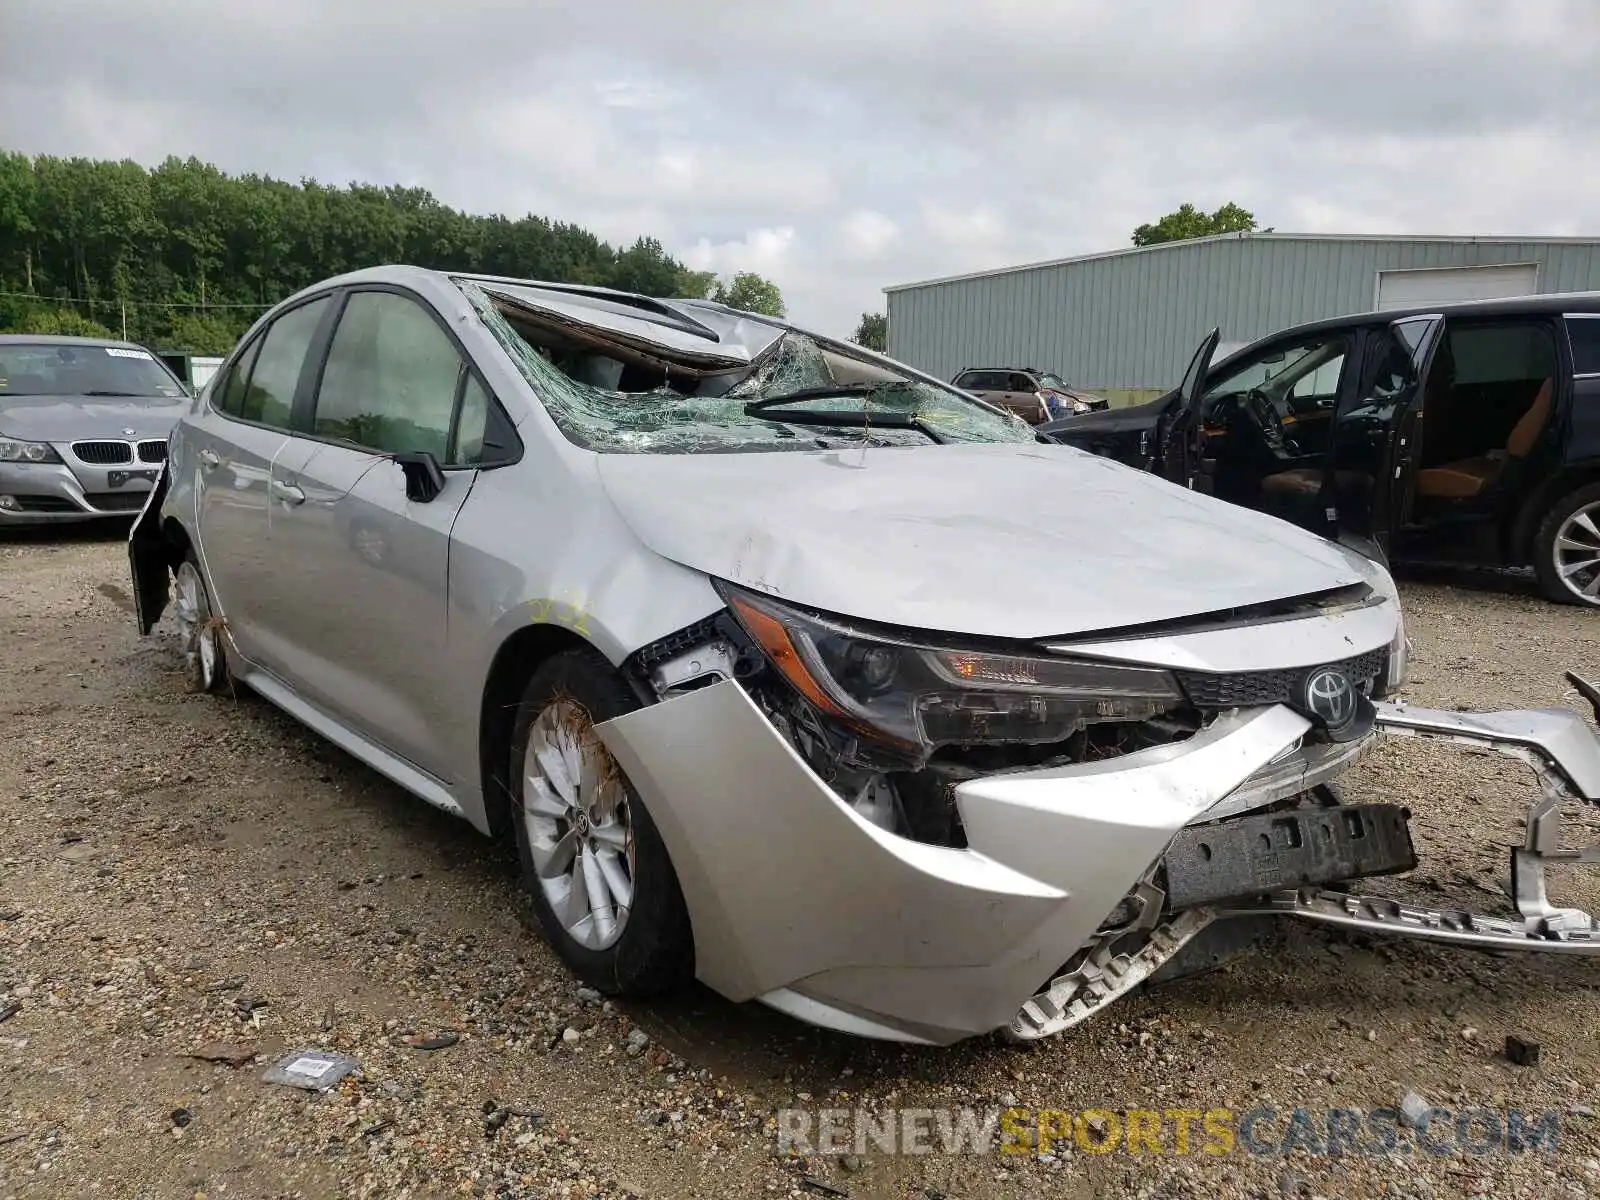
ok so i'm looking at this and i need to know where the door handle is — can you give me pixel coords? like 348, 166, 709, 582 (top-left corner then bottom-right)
271, 479, 306, 505
198, 449, 220, 470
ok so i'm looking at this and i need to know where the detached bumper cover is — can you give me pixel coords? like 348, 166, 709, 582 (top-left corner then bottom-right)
1225, 698, 1600, 946
596, 680, 1600, 1045
597, 681, 1314, 1044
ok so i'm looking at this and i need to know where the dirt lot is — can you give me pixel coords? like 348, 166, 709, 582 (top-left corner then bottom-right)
2, 532, 1600, 1200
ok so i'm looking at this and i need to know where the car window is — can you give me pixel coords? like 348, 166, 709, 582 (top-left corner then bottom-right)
313, 291, 464, 460
1203, 337, 1348, 411
1446, 324, 1558, 385
212, 337, 262, 418
0, 341, 187, 400
958, 371, 996, 391
455, 374, 491, 465
1567, 317, 1600, 376
236, 297, 330, 428
1288, 351, 1347, 402
1009, 373, 1036, 392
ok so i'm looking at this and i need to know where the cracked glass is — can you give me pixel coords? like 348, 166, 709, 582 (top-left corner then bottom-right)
459, 280, 1035, 454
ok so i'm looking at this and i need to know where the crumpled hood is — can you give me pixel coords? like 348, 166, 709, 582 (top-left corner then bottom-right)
0, 396, 187, 442
597, 441, 1368, 640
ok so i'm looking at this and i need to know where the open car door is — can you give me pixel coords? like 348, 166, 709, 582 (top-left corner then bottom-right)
1158, 327, 1221, 490
1328, 315, 1444, 554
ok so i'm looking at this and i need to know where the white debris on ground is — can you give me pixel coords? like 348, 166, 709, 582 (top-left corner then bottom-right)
1, 535, 1598, 1199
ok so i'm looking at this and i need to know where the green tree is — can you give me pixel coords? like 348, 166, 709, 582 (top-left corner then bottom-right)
675, 267, 718, 301
851, 312, 887, 352
0, 152, 38, 291
710, 272, 786, 317
608, 236, 685, 296
0, 152, 727, 344
161, 311, 245, 355
1131, 202, 1259, 247
18, 307, 116, 338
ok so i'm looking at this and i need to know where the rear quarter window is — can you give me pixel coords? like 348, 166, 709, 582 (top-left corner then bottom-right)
1567, 317, 1600, 376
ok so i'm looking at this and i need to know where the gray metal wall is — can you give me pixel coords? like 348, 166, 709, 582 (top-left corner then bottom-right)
886, 236, 1600, 396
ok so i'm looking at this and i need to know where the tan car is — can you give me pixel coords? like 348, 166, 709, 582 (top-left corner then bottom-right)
952, 367, 1110, 424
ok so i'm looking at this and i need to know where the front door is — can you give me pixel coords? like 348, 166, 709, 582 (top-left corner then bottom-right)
1160, 327, 1221, 489
1327, 315, 1443, 551
265, 287, 487, 780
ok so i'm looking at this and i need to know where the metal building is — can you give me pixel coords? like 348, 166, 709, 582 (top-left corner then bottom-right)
884, 232, 1600, 406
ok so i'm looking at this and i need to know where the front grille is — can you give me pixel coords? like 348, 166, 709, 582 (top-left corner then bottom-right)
72, 440, 133, 464
82, 492, 150, 512
136, 440, 167, 463
1176, 649, 1388, 709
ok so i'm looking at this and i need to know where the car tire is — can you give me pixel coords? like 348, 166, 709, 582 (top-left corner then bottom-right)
172, 551, 228, 694
1532, 482, 1600, 608
509, 646, 693, 996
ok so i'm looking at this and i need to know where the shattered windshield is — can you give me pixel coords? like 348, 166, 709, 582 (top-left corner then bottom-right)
460, 281, 1034, 454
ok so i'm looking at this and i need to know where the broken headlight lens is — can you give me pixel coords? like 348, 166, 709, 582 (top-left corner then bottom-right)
721, 584, 1182, 752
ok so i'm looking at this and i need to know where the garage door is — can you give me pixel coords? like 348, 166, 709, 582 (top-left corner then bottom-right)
1375, 263, 1539, 310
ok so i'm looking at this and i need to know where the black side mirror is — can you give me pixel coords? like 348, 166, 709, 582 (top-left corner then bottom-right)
394, 451, 446, 503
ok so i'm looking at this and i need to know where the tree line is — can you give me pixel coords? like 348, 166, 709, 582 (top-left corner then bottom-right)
0, 151, 787, 355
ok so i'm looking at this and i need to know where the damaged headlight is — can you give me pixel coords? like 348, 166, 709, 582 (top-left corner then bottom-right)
720, 584, 1182, 753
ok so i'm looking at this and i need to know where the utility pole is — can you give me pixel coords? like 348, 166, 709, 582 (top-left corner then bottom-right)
121, 301, 128, 342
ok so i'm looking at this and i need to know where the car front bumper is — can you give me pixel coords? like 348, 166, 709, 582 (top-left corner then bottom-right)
596, 678, 1600, 1045
0, 458, 158, 523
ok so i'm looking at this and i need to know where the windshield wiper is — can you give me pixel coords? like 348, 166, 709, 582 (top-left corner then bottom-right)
82, 390, 146, 397
745, 406, 946, 445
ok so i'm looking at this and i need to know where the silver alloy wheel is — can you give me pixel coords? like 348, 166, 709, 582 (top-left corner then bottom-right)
173, 560, 220, 688
1554, 500, 1600, 604
521, 699, 635, 950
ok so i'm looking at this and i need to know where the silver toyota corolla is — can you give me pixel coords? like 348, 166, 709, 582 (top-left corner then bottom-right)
128, 266, 1600, 1045
0, 335, 190, 523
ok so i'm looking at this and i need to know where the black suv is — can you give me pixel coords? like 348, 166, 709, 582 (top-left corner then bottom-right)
1038, 294, 1600, 607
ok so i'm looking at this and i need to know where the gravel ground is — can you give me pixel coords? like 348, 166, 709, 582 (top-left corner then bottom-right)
2, 531, 1599, 1200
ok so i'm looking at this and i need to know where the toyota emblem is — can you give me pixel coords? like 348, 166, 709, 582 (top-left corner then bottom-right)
1303, 667, 1356, 728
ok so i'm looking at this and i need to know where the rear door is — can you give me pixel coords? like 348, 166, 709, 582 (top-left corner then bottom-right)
1158, 328, 1221, 489
191, 294, 335, 667
264, 286, 495, 779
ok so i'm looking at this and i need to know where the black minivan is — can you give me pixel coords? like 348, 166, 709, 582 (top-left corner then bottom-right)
1039, 294, 1600, 608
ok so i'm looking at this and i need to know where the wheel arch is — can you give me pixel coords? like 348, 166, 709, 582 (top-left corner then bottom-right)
160, 515, 192, 565
478, 623, 602, 838
1508, 460, 1600, 564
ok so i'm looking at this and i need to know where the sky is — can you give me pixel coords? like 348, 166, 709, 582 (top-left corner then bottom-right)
3, 0, 1598, 336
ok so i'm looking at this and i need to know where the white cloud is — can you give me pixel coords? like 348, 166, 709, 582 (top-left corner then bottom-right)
838, 210, 900, 258
2, 0, 1598, 335
680, 226, 798, 277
